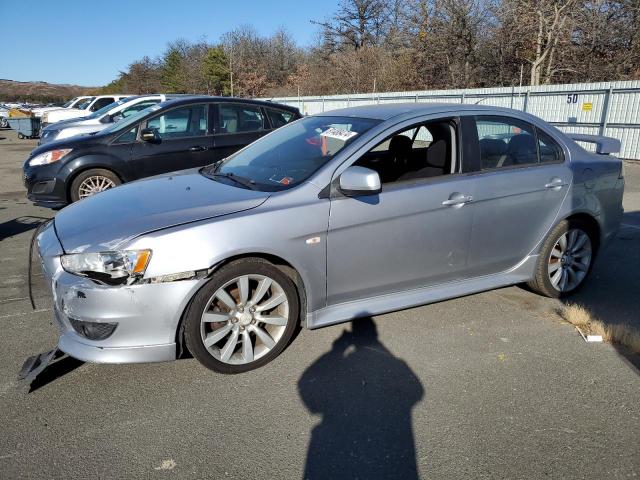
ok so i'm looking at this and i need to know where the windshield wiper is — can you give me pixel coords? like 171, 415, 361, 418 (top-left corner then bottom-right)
208, 172, 257, 190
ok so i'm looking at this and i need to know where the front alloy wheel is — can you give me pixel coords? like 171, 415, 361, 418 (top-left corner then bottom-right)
77, 175, 116, 199
185, 259, 299, 373
70, 168, 121, 203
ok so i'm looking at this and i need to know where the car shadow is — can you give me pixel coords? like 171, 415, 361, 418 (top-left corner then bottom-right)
560, 211, 640, 373
0, 216, 50, 242
298, 317, 424, 480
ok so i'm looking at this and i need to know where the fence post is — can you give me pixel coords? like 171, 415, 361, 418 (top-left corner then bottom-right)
347, 96, 351, 107
524, 90, 530, 112
461, 92, 465, 104
322, 96, 325, 113
599, 86, 613, 136
415, 94, 418, 103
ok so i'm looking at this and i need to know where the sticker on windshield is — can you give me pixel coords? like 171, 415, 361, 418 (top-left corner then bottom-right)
269, 174, 294, 185
321, 127, 357, 141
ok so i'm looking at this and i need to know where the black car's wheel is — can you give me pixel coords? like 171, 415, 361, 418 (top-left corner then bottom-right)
528, 219, 596, 298
184, 259, 300, 374
70, 168, 121, 202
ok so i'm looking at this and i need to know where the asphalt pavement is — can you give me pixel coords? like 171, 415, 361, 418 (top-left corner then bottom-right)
0, 127, 638, 479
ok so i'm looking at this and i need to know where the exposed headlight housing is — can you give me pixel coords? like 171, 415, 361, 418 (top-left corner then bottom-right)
61, 250, 151, 285
28, 148, 72, 166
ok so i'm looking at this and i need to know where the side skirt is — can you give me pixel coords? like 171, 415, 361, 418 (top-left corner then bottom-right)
306, 255, 538, 329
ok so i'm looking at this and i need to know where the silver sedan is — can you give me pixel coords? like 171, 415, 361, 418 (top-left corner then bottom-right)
36, 104, 624, 373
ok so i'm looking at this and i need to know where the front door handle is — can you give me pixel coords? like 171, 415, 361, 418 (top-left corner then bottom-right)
545, 178, 567, 189
189, 146, 207, 152
442, 193, 473, 207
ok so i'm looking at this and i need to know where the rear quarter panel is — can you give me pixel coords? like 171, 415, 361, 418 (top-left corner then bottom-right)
559, 142, 624, 247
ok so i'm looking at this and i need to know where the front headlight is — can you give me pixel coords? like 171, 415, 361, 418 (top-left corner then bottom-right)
28, 148, 72, 166
61, 250, 151, 284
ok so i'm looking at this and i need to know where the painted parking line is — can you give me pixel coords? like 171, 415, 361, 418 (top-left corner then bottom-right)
621, 223, 640, 230
0, 308, 51, 319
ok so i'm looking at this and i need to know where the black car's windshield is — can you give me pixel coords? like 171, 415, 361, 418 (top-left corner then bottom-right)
202, 116, 380, 191
101, 103, 162, 134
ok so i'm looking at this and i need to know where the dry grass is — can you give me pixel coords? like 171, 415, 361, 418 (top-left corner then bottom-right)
555, 303, 640, 354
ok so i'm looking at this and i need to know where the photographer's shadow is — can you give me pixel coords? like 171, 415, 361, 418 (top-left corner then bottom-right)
298, 317, 424, 480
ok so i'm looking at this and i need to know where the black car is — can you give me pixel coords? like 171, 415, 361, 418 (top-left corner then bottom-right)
23, 97, 301, 208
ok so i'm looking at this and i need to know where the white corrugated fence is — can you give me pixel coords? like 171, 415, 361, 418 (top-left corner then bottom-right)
265, 80, 640, 160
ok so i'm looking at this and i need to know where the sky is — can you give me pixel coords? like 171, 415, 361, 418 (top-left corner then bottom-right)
0, 0, 339, 86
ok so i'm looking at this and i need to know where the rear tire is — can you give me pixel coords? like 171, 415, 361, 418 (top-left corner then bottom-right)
70, 168, 121, 202
527, 219, 596, 298
184, 259, 299, 374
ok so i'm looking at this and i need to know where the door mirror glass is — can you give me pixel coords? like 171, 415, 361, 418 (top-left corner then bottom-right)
140, 127, 159, 143
339, 166, 381, 196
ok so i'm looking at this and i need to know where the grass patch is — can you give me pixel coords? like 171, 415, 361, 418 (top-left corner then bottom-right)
555, 303, 640, 354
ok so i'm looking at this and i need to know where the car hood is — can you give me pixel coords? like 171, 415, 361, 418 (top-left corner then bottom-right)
54, 170, 270, 253
44, 117, 95, 130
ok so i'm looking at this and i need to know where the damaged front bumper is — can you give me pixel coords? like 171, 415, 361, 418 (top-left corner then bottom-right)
36, 222, 204, 364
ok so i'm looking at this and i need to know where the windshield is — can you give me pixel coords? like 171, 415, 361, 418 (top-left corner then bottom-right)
101, 103, 162, 135
88, 98, 128, 119
62, 99, 76, 108
203, 116, 380, 191
75, 97, 95, 110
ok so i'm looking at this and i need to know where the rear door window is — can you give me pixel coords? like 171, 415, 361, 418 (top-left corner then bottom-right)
475, 116, 537, 169
537, 129, 564, 163
218, 104, 265, 133
266, 108, 296, 129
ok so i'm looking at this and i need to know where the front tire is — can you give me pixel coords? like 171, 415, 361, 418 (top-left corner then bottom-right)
528, 219, 595, 298
184, 259, 299, 374
70, 168, 121, 202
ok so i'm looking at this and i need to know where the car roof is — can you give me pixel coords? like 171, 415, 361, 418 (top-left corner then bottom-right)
314, 103, 531, 121
158, 95, 300, 113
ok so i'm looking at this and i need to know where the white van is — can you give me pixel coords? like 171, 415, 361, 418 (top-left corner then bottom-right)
41, 94, 129, 126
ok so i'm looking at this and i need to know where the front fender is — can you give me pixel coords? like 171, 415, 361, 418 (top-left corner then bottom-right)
60, 153, 130, 183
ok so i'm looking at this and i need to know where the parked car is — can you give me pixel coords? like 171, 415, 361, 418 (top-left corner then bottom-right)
41, 95, 128, 127
30, 96, 94, 119
24, 97, 301, 207
0, 106, 8, 128
38, 94, 185, 145
35, 103, 624, 373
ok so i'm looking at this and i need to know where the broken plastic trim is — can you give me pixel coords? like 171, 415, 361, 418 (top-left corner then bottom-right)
144, 269, 209, 284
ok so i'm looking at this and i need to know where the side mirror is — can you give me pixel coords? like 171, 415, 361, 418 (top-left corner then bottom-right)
339, 166, 381, 196
140, 127, 160, 143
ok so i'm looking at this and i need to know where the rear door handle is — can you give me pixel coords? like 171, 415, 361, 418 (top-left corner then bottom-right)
545, 178, 567, 189
442, 194, 473, 207
189, 146, 207, 152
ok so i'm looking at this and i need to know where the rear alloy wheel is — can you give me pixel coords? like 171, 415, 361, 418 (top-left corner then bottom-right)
547, 229, 592, 293
528, 219, 595, 298
185, 259, 299, 373
70, 168, 121, 202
